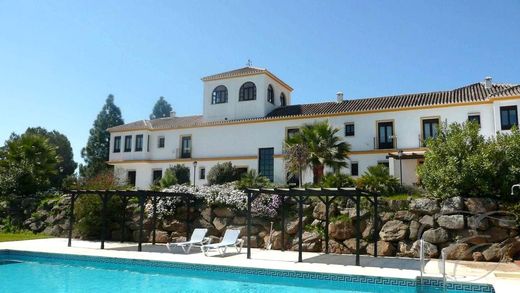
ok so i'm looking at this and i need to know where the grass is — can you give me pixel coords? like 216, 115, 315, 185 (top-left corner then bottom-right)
0, 231, 51, 242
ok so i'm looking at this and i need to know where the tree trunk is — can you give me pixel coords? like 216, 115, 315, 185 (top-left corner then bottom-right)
312, 164, 324, 184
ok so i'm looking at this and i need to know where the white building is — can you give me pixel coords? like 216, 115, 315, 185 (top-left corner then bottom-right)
107, 66, 520, 189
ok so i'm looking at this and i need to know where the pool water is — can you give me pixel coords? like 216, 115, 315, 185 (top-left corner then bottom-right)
0, 251, 493, 293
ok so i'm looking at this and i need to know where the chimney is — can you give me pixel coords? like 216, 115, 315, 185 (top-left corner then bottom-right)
336, 91, 344, 103
484, 76, 492, 90
170, 111, 176, 117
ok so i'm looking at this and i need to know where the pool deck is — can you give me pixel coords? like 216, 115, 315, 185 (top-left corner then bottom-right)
1, 238, 519, 292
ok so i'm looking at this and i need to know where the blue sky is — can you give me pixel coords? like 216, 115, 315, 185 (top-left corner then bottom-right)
1, 1, 519, 167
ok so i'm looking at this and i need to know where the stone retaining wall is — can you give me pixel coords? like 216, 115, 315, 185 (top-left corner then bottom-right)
26, 196, 520, 262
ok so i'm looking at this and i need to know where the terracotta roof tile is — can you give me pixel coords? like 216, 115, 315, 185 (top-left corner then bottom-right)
201, 66, 267, 81
108, 82, 519, 132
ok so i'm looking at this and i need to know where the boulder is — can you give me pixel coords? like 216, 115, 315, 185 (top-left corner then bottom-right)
286, 217, 307, 235
419, 215, 435, 229
213, 207, 234, 218
312, 202, 337, 220
411, 240, 439, 258
232, 216, 246, 225
409, 220, 421, 241
379, 212, 394, 223
161, 219, 186, 233
394, 210, 417, 221
328, 220, 354, 241
367, 241, 395, 256
385, 199, 409, 211
341, 208, 369, 220
422, 228, 449, 244
150, 230, 169, 243
325, 239, 350, 254
344, 238, 368, 253
193, 218, 219, 236
397, 240, 416, 257
440, 196, 464, 214
437, 215, 465, 230
464, 198, 497, 214
482, 237, 520, 262
243, 235, 262, 248
212, 217, 230, 232
200, 208, 212, 222
467, 215, 489, 231
491, 217, 518, 229
443, 243, 472, 260
379, 220, 409, 241
264, 231, 287, 250
410, 198, 439, 215
29, 221, 45, 233
292, 231, 322, 252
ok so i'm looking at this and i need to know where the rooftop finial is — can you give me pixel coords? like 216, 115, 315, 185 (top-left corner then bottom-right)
246, 59, 252, 67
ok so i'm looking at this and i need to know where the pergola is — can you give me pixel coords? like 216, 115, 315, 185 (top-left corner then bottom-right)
65, 187, 380, 266
246, 187, 381, 265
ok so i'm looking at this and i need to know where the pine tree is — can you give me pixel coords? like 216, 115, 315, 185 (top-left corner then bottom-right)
150, 96, 173, 119
80, 95, 124, 178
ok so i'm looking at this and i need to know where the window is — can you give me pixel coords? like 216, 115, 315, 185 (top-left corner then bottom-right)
135, 134, 143, 152
258, 148, 274, 181
147, 135, 150, 152
280, 93, 287, 106
212, 85, 228, 104
124, 135, 132, 152
500, 106, 518, 130
180, 136, 192, 158
468, 114, 481, 126
377, 121, 394, 149
152, 169, 162, 184
286, 128, 300, 139
239, 82, 256, 101
267, 85, 274, 104
378, 161, 390, 169
236, 167, 248, 178
158, 136, 165, 148
422, 118, 440, 144
199, 167, 206, 180
127, 171, 136, 186
351, 162, 359, 176
345, 123, 355, 136
113, 136, 121, 153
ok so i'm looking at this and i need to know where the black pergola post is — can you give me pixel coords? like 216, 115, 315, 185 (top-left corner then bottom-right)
120, 195, 127, 243
373, 193, 378, 257
280, 195, 285, 252
324, 195, 330, 254
100, 193, 108, 250
67, 193, 76, 247
137, 194, 145, 252
152, 195, 157, 245
297, 194, 303, 263
185, 195, 191, 237
355, 191, 361, 266
246, 191, 252, 259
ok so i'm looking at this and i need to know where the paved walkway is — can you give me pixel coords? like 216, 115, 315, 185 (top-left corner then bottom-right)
1, 238, 519, 292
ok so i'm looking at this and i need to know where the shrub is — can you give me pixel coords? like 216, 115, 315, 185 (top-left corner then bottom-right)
159, 168, 177, 188
417, 122, 520, 199
356, 165, 400, 196
319, 173, 355, 188
207, 162, 239, 185
74, 195, 122, 239
170, 164, 190, 185
236, 170, 272, 190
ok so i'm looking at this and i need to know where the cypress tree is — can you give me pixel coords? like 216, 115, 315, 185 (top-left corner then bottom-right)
80, 94, 124, 178
150, 96, 173, 119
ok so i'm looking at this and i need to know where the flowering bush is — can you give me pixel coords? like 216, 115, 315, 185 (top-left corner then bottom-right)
149, 183, 281, 218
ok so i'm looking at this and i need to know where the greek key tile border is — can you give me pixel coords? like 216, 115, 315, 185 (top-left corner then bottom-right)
0, 250, 494, 292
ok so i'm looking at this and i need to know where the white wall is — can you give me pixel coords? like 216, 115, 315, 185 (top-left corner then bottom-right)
109, 98, 520, 189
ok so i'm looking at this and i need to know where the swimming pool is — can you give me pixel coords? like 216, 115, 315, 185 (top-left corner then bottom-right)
0, 250, 493, 292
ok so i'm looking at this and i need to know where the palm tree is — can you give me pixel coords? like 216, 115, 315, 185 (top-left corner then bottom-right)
284, 121, 350, 184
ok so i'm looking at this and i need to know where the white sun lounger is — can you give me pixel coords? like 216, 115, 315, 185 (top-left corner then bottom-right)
166, 228, 209, 254
201, 229, 244, 256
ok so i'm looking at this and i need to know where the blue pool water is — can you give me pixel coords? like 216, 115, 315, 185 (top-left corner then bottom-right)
0, 251, 493, 293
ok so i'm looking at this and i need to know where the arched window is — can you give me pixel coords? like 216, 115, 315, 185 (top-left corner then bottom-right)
212, 85, 228, 104
239, 82, 256, 101
280, 92, 287, 106
267, 84, 274, 104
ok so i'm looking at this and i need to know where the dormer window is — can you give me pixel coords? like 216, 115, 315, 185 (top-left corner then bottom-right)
212, 85, 228, 104
239, 82, 256, 101
267, 84, 274, 104
280, 92, 287, 106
